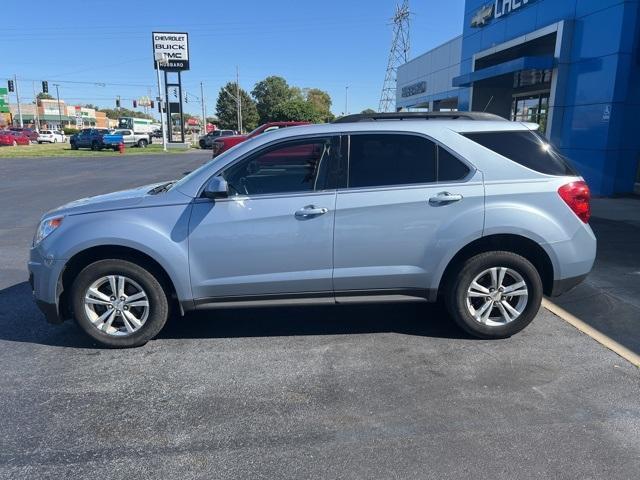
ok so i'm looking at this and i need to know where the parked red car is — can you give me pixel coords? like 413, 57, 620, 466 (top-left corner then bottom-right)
9, 127, 38, 142
211, 121, 310, 158
0, 130, 31, 146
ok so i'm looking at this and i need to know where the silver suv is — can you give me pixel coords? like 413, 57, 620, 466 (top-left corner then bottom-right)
29, 112, 596, 348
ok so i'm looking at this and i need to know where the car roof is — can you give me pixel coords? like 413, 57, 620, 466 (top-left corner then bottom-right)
253, 119, 537, 139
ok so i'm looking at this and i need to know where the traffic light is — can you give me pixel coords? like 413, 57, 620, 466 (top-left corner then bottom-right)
7, 80, 14, 92
42, 81, 48, 93
150, 100, 155, 109
133, 100, 137, 108
115, 97, 121, 108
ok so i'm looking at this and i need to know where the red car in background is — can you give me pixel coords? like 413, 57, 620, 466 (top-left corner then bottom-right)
9, 127, 38, 142
211, 121, 310, 158
0, 130, 31, 146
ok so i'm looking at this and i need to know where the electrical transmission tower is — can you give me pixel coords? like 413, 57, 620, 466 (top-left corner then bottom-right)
379, 0, 411, 112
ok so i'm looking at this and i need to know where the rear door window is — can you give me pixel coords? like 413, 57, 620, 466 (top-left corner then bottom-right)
348, 134, 437, 188
437, 146, 470, 182
463, 130, 577, 176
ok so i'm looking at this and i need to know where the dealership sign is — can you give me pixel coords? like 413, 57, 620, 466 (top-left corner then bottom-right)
401, 81, 427, 98
152, 32, 190, 71
471, 0, 535, 28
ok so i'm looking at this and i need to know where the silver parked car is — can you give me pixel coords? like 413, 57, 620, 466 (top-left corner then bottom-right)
28, 112, 596, 348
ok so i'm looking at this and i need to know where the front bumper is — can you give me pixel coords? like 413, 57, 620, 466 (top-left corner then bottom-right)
28, 247, 66, 324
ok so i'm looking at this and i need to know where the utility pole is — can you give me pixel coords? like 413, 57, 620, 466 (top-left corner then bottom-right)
14, 75, 23, 128
200, 81, 206, 133
154, 53, 168, 151
32, 81, 40, 132
379, 1, 411, 112
235, 66, 242, 133
344, 85, 350, 115
53, 83, 62, 130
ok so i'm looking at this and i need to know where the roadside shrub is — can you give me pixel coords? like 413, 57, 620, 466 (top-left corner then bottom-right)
63, 128, 79, 135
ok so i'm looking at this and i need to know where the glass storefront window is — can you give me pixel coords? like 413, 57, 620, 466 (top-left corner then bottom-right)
512, 94, 549, 133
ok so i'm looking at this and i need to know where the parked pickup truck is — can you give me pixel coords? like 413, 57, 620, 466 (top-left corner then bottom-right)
69, 128, 111, 150
211, 121, 310, 158
102, 129, 151, 149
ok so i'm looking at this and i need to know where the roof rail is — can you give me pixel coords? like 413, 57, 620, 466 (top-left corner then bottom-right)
333, 111, 507, 123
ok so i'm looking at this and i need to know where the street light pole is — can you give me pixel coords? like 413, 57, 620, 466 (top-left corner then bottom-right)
236, 66, 242, 133
154, 53, 168, 151
344, 85, 350, 116
14, 75, 23, 128
200, 81, 206, 134
32, 81, 40, 132
53, 83, 62, 131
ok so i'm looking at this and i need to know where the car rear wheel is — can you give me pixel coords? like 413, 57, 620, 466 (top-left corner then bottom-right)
137, 139, 148, 148
71, 259, 169, 348
444, 251, 542, 339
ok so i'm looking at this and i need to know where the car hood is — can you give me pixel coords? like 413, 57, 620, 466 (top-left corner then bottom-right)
44, 182, 190, 218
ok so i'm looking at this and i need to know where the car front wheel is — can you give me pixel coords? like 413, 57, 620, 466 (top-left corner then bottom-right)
71, 259, 169, 348
444, 251, 542, 339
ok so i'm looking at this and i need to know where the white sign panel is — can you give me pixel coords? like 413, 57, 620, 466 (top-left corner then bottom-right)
152, 32, 189, 71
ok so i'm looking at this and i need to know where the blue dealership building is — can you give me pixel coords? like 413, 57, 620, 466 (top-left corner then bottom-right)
396, 0, 640, 195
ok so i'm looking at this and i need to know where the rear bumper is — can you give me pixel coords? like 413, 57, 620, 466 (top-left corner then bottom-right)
550, 273, 588, 297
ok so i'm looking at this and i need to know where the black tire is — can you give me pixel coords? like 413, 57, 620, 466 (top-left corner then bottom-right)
137, 139, 148, 148
71, 142, 78, 150
444, 251, 542, 339
71, 259, 169, 348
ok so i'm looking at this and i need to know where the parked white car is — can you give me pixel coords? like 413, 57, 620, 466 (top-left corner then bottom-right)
37, 130, 65, 144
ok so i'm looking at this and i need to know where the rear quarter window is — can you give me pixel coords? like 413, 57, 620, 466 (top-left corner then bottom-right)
463, 130, 577, 176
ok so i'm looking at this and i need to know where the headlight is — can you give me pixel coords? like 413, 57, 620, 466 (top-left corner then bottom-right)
33, 216, 64, 246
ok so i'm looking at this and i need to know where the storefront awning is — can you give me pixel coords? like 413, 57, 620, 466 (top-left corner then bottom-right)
452, 55, 556, 87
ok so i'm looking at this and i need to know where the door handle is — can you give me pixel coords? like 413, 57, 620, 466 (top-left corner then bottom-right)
295, 205, 329, 218
428, 192, 463, 205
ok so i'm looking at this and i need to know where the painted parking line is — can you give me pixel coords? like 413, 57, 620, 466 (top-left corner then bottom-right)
542, 298, 640, 368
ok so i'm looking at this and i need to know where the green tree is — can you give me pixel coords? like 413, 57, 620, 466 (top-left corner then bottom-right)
361, 108, 377, 114
216, 82, 258, 132
36, 92, 54, 100
271, 98, 325, 123
305, 88, 332, 113
251, 76, 299, 123
83, 104, 99, 110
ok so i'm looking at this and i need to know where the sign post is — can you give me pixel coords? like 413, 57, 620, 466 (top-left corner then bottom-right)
152, 32, 189, 145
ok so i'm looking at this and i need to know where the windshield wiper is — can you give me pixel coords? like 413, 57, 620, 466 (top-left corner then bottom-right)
148, 181, 175, 195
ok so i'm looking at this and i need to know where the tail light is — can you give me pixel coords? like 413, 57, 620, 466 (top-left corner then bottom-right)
558, 181, 591, 223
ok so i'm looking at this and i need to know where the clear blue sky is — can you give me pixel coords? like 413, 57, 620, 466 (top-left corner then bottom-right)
2, 0, 464, 118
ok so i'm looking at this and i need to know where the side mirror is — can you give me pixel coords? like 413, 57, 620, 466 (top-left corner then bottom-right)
203, 176, 229, 199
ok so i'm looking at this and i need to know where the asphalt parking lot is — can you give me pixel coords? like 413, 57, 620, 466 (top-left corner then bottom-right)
0, 153, 638, 479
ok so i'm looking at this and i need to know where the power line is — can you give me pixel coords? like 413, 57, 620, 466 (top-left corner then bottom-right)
379, 1, 411, 112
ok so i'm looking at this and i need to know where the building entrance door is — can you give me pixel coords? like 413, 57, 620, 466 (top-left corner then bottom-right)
512, 93, 549, 133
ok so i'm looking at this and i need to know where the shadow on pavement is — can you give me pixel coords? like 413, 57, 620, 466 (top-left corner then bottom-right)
549, 208, 640, 357
0, 281, 471, 349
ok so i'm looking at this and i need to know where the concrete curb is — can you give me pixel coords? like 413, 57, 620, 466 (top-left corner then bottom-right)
543, 298, 640, 368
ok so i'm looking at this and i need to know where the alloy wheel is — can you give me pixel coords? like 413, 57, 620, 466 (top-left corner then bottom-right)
465, 267, 529, 326
83, 275, 150, 336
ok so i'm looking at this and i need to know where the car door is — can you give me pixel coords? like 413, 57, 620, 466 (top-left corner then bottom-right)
188, 135, 342, 301
332, 132, 484, 299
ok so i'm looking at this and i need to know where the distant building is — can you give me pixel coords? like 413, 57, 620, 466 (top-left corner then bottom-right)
9, 100, 110, 130
396, 0, 640, 195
